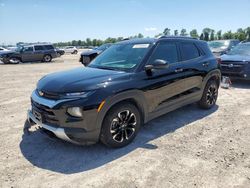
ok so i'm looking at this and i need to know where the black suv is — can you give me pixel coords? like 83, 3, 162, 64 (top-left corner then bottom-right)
79, 43, 112, 66
27, 37, 221, 148
0, 44, 58, 64
220, 42, 250, 80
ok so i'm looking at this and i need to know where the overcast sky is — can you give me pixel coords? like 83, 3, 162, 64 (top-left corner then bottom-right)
0, 0, 250, 45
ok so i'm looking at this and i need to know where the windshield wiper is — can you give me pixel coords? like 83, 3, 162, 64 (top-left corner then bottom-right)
94, 66, 119, 71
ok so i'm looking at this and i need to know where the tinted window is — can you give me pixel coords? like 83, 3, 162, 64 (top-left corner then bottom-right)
23, 46, 33, 52
44, 45, 54, 50
34, 46, 44, 51
148, 43, 178, 64
180, 43, 200, 61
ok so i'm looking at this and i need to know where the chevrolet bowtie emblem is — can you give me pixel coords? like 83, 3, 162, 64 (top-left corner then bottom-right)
38, 90, 44, 96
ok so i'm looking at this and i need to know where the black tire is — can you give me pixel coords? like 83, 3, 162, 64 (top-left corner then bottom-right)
198, 79, 219, 109
73, 50, 78, 54
43, 55, 52, 62
100, 103, 141, 148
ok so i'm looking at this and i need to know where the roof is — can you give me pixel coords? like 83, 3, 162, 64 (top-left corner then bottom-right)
116, 36, 205, 45
116, 38, 156, 45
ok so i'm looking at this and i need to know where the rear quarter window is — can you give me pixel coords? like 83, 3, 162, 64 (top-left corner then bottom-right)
43, 45, 54, 50
180, 42, 200, 61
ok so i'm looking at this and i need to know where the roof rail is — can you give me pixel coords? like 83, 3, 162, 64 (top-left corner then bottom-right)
122, 38, 130, 41
159, 36, 198, 40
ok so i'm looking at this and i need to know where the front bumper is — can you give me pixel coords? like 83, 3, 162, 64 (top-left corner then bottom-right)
221, 63, 250, 80
27, 110, 78, 144
27, 90, 101, 145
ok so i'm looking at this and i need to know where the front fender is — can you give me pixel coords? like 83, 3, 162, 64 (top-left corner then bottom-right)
95, 89, 148, 133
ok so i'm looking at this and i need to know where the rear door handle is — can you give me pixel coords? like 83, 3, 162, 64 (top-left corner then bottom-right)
203, 62, 210, 67
175, 68, 183, 73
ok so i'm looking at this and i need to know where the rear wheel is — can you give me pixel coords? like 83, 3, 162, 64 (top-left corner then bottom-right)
100, 103, 141, 148
198, 79, 218, 109
43, 55, 52, 62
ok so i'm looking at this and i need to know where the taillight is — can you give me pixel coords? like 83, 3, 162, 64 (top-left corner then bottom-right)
216, 58, 222, 64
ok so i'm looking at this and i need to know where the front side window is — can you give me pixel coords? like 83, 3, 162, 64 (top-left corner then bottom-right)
23, 46, 33, 52
180, 43, 200, 61
148, 42, 178, 64
89, 43, 151, 71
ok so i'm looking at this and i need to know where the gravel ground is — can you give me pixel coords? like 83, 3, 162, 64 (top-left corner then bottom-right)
0, 53, 250, 188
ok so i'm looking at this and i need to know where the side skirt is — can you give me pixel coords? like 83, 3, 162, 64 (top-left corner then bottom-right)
146, 91, 202, 122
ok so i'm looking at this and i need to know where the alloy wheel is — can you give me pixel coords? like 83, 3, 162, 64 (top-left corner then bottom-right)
206, 84, 218, 105
110, 110, 137, 143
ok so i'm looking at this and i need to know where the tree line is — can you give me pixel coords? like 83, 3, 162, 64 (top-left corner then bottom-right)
159, 27, 250, 41
53, 27, 250, 47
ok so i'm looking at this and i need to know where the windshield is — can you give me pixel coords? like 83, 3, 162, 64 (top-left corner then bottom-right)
208, 40, 230, 49
227, 43, 250, 56
15, 46, 23, 52
88, 43, 151, 71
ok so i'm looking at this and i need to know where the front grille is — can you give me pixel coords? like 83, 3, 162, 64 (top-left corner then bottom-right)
36, 89, 60, 100
43, 92, 60, 100
221, 62, 245, 73
31, 99, 59, 127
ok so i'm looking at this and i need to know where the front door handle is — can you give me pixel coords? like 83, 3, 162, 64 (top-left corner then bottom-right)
175, 68, 183, 73
203, 62, 210, 67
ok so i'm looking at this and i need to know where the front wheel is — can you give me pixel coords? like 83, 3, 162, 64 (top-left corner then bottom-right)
198, 79, 218, 109
9, 57, 21, 64
100, 103, 141, 148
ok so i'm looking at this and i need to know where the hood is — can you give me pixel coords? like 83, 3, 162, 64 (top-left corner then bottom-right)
0, 51, 19, 56
221, 54, 250, 62
80, 49, 102, 56
37, 67, 130, 93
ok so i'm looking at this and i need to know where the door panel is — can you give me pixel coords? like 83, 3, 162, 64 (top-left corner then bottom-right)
140, 41, 204, 115
143, 66, 202, 113
21, 46, 35, 62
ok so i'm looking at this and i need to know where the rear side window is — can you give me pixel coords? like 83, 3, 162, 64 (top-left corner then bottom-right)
180, 43, 200, 61
34, 46, 44, 51
44, 45, 54, 50
148, 43, 178, 64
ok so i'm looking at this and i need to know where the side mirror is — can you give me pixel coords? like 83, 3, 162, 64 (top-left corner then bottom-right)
145, 59, 169, 71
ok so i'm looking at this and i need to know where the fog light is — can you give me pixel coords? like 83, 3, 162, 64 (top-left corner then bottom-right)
67, 107, 83, 117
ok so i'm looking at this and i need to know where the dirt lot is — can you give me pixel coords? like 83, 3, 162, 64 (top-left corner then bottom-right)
0, 53, 250, 188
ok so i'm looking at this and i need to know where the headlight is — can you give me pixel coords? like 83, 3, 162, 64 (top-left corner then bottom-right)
62, 91, 94, 99
67, 107, 83, 117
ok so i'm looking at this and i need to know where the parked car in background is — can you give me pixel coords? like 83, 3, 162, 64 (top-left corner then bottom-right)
64, 46, 78, 54
6, 46, 18, 51
27, 37, 221, 148
0, 44, 57, 64
220, 42, 250, 80
208, 39, 240, 57
79, 43, 112, 65
0, 47, 10, 52
55, 48, 65, 56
